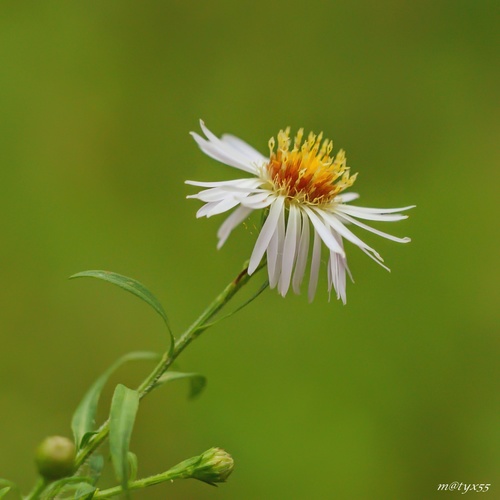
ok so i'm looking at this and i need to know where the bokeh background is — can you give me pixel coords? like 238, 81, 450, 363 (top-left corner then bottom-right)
0, 1, 498, 499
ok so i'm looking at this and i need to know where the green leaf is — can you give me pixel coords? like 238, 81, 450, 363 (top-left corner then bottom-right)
109, 384, 140, 492
70, 270, 174, 348
49, 482, 96, 500
88, 454, 104, 485
74, 483, 97, 499
40, 477, 92, 500
72, 351, 160, 448
156, 371, 207, 399
0, 481, 19, 500
127, 451, 138, 482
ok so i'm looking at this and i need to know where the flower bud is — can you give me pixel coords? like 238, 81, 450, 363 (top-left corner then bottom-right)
191, 447, 234, 485
35, 436, 76, 481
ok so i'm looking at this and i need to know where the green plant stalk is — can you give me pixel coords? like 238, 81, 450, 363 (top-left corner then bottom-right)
93, 467, 190, 499
73, 260, 263, 471
24, 478, 46, 500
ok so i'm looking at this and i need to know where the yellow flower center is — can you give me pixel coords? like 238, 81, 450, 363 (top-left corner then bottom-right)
264, 128, 357, 206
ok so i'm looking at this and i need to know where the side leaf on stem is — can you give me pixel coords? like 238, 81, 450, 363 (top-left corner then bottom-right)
109, 384, 140, 493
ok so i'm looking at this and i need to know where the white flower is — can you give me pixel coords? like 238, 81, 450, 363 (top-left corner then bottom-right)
187, 120, 414, 302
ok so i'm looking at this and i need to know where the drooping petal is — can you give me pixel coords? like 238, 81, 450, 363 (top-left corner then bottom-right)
359, 246, 391, 271
292, 210, 310, 294
328, 232, 348, 304
217, 206, 253, 249
278, 204, 300, 296
302, 206, 345, 256
266, 220, 280, 288
267, 204, 285, 288
248, 196, 285, 274
308, 229, 322, 302
319, 210, 384, 262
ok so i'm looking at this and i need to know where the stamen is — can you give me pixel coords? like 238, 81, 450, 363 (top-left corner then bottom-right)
264, 128, 357, 206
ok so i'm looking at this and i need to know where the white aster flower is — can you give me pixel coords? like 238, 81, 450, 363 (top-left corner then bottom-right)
187, 120, 414, 302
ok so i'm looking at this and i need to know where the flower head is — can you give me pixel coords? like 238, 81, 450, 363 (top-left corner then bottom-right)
166, 447, 234, 485
187, 120, 414, 302
191, 447, 234, 485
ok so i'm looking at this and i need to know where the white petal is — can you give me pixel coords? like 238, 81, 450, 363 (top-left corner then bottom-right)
204, 197, 240, 218
189, 186, 258, 203
302, 206, 345, 256
239, 192, 272, 205
359, 246, 391, 272
196, 202, 218, 218
186, 178, 262, 189
337, 212, 411, 243
335, 192, 360, 203
221, 133, 268, 163
320, 211, 384, 262
308, 229, 322, 302
338, 203, 416, 214
197, 120, 261, 174
248, 197, 285, 274
240, 194, 276, 209
278, 204, 300, 296
198, 119, 220, 141
292, 210, 310, 294
267, 204, 285, 288
217, 206, 253, 249
328, 232, 347, 304
331, 252, 347, 304
266, 222, 280, 289
191, 132, 257, 174
336, 205, 409, 221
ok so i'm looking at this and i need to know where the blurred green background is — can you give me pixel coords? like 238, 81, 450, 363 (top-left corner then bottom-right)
0, 1, 498, 498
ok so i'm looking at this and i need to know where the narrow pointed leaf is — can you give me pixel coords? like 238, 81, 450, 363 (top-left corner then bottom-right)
72, 351, 159, 448
70, 270, 174, 349
74, 483, 97, 499
0, 481, 18, 499
88, 454, 104, 485
156, 371, 207, 399
109, 384, 140, 491
127, 451, 138, 482
41, 477, 92, 499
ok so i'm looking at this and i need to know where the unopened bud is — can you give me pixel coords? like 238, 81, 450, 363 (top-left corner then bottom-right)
35, 436, 76, 481
191, 447, 234, 485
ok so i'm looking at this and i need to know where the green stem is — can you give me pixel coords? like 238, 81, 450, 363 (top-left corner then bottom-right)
93, 467, 186, 499
73, 260, 262, 470
23, 478, 46, 500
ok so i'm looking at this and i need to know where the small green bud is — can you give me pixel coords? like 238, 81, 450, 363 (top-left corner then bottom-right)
191, 447, 234, 485
35, 436, 76, 481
